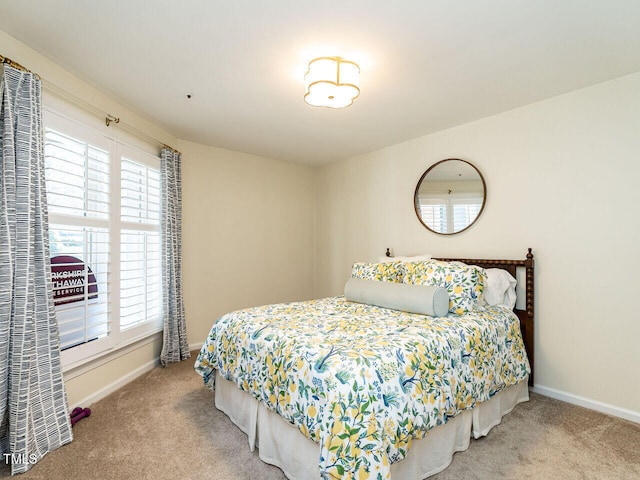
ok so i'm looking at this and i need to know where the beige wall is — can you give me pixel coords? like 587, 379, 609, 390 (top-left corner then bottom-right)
4, 26, 639, 419
64, 337, 162, 407
179, 140, 316, 344
2, 28, 317, 407
1, 30, 175, 407
0, 30, 174, 150
316, 72, 640, 416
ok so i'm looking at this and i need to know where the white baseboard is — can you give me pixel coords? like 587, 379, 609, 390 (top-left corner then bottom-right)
70, 357, 160, 409
189, 342, 203, 352
531, 384, 640, 424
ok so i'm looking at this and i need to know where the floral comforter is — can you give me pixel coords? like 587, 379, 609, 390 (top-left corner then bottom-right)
194, 297, 530, 479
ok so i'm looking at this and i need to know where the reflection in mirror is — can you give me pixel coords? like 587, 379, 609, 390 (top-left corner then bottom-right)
414, 159, 486, 235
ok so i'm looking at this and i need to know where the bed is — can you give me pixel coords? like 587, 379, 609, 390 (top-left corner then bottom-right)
195, 249, 535, 479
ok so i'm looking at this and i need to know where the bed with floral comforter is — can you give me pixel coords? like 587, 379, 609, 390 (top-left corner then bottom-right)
194, 296, 530, 479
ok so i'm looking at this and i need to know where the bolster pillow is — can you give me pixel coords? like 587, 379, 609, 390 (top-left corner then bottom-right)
344, 277, 449, 317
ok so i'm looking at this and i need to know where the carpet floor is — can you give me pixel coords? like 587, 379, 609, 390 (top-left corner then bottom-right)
2, 354, 638, 479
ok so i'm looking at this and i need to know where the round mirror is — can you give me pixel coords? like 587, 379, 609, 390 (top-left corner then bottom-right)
414, 158, 486, 235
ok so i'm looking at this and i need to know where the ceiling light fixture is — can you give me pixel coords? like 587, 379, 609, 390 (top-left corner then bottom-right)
304, 56, 360, 108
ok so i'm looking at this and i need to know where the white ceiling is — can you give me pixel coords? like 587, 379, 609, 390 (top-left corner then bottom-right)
1, 1, 640, 166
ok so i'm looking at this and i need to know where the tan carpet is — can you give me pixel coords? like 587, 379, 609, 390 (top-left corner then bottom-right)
2, 354, 638, 479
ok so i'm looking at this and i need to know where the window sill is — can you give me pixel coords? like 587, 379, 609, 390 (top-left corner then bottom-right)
62, 329, 163, 380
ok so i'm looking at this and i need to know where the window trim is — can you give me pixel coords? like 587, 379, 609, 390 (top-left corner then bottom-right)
43, 106, 163, 372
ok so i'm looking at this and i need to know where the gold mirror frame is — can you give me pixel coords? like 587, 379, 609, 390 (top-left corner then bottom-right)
414, 158, 487, 235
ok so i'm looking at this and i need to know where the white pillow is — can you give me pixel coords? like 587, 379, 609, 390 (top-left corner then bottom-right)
378, 253, 432, 263
483, 268, 517, 309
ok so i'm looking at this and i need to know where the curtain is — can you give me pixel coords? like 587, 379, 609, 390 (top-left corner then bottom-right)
0, 65, 73, 474
160, 147, 189, 366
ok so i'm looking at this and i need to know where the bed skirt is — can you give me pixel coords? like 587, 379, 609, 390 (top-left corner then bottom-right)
214, 371, 529, 479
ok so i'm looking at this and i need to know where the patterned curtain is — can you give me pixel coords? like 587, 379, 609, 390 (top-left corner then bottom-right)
0, 65, 73, 474
160, 147, 189, 366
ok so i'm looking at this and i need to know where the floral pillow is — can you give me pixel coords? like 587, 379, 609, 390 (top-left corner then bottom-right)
351, 262, 404, 283
402, 260, 486, 314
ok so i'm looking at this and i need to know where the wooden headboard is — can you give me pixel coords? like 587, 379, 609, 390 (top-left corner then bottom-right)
386, 248, 535, 385
435, 248, 535, 386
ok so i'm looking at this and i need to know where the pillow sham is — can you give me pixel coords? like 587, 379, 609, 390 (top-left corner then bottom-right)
344, 277, 449, 317
402, 260, 486, 315
483, 268, 517, 309
351, 261, 403, 283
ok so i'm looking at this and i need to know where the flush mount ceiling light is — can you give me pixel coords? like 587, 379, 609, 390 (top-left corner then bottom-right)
304, 56, 360, 108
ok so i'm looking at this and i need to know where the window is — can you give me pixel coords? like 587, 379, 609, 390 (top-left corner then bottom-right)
418, 194, 483, 234
418, 199, 448, 234
120, 157, 161, 330
44, 111, 162, 368
451, 197, 482, 233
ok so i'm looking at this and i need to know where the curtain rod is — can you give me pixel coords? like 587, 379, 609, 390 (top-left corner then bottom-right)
1, 54, 40, 79
43, 80, 180, 154
1, 53, 179, 154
